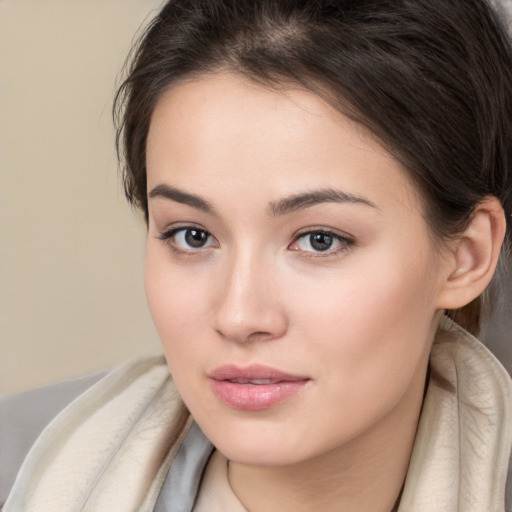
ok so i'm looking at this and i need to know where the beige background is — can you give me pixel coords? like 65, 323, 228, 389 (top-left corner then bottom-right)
0, 0, 165, 393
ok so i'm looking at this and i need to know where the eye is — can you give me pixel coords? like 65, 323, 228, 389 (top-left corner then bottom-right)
289, 229, 353, 255
158, 226, 218, 251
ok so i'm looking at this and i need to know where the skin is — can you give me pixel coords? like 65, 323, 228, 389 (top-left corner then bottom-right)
145, 73, 460, 511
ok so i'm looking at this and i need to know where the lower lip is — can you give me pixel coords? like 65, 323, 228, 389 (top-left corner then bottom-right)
209, 379, 308, 410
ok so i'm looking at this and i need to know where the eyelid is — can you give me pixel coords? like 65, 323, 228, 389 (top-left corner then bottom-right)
292, 225, 355, 243
156, 224, 219, 253
157, 221, 207, 237
288, 227, 355, 256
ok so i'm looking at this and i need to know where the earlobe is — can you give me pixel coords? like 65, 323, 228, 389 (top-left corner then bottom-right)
437, 197, 506, 310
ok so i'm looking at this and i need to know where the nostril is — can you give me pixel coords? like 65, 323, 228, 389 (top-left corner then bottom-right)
215, 329, 274, 343
247, 331, 274, 343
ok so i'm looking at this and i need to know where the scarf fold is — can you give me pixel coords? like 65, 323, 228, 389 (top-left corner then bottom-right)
5, 318, 512, 511
4, 355, 192, 512
399, 318, 512, 512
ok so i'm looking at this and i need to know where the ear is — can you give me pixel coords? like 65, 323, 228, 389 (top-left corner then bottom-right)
436, 196, 506, 310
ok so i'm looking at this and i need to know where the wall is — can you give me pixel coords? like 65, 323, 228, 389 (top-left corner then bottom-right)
0, 0, 164, 393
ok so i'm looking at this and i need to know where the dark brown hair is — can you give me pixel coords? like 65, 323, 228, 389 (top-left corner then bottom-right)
115, 0, 512, 334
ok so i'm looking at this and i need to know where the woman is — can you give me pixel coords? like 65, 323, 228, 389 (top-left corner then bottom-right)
5, 0, 512, 510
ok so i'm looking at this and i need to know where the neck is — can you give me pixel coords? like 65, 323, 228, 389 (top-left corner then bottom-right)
227, 361, 428, 512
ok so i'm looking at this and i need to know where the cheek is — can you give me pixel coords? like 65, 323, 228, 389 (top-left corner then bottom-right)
144, 243, 209, 364
290, 246, 437, 406
145, 255, 214, 417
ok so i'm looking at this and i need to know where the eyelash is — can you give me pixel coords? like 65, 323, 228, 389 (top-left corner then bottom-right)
156, 226, 355, 257
289, 228, 355, 257
157, 225, 218, 255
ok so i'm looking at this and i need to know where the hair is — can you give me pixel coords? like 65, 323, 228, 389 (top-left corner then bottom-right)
114, 0, 512, 334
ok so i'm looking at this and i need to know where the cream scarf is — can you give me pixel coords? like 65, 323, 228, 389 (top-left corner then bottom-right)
5, 319, 512, 511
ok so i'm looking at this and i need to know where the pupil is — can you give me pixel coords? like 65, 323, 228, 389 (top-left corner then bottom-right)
310, 233, 333, 251
185, 229, 207, 248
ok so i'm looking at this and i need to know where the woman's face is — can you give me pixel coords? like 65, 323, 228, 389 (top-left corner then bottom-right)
145, 73, 452, 466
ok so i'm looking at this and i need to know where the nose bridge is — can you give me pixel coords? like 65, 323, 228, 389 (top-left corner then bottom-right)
214, 243, 286, 343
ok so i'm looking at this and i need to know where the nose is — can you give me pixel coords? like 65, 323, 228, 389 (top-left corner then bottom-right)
213, 250, 288, 344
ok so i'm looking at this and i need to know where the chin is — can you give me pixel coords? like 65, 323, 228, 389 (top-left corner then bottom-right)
215, 438, 304, 467
193, 412, 331, 468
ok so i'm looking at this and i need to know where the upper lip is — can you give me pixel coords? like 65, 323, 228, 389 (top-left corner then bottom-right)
209, 364, 309, 382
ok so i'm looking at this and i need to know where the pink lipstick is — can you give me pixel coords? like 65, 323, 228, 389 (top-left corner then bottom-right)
209, 365, 309, 411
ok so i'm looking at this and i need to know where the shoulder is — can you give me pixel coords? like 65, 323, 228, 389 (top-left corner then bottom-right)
3, 355, 189, 512
0, 370, 107, 508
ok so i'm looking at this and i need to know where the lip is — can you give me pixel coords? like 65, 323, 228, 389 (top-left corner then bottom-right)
208, 364, 310, 411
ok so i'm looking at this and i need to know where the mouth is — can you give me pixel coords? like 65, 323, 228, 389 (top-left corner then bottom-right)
226, 378, 283, 385
208, 364, 310, 411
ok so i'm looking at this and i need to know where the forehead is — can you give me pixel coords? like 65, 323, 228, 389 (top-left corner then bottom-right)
146, 72, 420, 214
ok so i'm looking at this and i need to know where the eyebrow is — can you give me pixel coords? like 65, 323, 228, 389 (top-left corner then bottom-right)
269, 188, 377, 216
149, 184, 215, 214
148, 184, 376, 216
